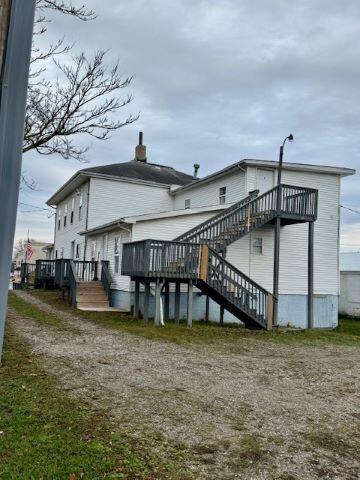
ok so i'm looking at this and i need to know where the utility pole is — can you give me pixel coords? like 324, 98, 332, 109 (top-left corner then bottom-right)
0, 0, 36, 362
272, 134, 293, 327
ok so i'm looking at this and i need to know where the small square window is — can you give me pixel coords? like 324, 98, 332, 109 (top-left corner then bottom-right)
185, 199, 191, 209
219, 187, 226, 205
251, 237, 263, 255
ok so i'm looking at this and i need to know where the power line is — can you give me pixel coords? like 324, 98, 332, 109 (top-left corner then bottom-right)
340, 205, 360, 216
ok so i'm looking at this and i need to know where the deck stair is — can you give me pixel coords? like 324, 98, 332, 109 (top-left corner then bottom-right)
75, 281, 110, 310
122, 184, 318, 329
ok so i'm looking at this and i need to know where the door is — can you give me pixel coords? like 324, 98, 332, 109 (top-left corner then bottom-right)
256, 169, 274, 194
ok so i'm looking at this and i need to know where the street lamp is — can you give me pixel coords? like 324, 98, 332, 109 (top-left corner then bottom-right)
277, 134, 294, 186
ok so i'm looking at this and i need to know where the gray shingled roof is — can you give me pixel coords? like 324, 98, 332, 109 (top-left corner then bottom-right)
80, 160, 194, 186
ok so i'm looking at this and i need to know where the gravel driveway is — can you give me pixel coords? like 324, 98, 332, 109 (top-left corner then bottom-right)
8, 291, 360, 480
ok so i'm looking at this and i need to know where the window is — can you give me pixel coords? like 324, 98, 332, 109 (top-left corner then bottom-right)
57, 209, 61, 230
76, 243, 80, 259
251, 237, 263, 255
78, 194, 83, 221
219, 186, 227, 205
91, 240, 97, 260
70, 198, 75, 224
185, 199, 191, 209
114, 236, 120, 274
64, 204, 68, 227
55, 250, 58, 259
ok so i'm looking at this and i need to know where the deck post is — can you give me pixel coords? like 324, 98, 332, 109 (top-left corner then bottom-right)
307, 221, 314, 328
220, 305, 224, 326
174, 281, 181, 324
164, 280, 170, 323
143, 281, 150, 323
187, 281, 193, 328
272, 216, 281, 326
134, 280, 140, 318
205, 295, 210, 322
154, 279, 162, 326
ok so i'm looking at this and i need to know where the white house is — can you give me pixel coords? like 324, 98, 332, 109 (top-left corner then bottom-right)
46, 134, 355, 328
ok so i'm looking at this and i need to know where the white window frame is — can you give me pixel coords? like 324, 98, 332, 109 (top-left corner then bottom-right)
219, 186, 227, 205
78, 194, 83, 221
57, 208, 62, 230
251, 237, 263, 255
185, 198, 191, 209
114, 236, 120, 274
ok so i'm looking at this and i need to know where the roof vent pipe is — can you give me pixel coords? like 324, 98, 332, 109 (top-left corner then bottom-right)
193, 163, 200, 179
135, 131, 147, 162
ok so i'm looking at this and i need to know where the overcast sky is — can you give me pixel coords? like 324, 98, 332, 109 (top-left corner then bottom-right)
17, 0, 359, 251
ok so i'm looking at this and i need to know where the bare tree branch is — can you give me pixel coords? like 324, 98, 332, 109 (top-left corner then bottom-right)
24, 2, 138, 164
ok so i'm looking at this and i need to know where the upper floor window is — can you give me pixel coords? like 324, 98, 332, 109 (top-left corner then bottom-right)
185, 199, 191, 209
64, 204, 68, 227
251, 237, 263, 255
57, 209, 62, 230
75, 243, 80, 259
219, 186, 227, 205
78, 194, 83, 221
70, 198, 75, 224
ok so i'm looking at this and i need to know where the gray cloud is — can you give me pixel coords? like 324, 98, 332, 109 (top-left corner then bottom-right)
16, 0, 360, 249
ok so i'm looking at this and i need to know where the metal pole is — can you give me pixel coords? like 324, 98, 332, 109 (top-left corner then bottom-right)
307, 221, 314, 328
0, 0, 35, 362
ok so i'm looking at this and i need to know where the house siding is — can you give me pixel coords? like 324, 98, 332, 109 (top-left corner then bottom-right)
53, 181, 89, 260
88, 177, 174, 229
173, 169, 246, 210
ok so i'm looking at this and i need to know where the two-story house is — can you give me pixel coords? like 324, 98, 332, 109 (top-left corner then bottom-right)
46, 134, 355, 328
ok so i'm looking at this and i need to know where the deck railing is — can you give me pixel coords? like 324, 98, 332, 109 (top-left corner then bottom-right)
122, 239, 202, 279
36, 259, 100, 287
174, 184, 318, 249
20, 262, 36, 283
101, 260, 112, 303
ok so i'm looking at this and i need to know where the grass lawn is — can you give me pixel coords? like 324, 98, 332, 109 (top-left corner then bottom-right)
0, 324, 188, 480
23, 290, 360, 348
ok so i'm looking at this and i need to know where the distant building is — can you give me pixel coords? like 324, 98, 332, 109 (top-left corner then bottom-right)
13, 241, 53, 267
340, 252, 360, 317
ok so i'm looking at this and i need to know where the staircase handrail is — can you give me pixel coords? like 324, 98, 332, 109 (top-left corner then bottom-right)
174, 189, 260, 243
101, 260, 113, 303
68, 260, 78, 307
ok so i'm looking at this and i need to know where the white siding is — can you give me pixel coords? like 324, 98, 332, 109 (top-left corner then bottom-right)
227, 170, 341, 295
132, 211, 222, 241
53, 181, 89, 260
88, 178, 174, 228
173, 169, 246, 210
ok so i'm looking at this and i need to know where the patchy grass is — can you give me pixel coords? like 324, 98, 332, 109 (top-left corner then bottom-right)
27, 290, 360, 348
7, 291, 75, 332
228, 434, 266, 470
0, 325, 192, 480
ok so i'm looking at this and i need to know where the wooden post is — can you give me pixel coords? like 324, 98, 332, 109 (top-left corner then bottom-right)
174, 281, 181, 324
187, 282, 193, 328
220, 305, 224, 326
205, 295, 210, 322
307, 221, 314, 328
164, 280, 170, 323
133, 280, 140, 318
272, 216, 281, 326
143, 281, 150, 323
266, 294, 274, 331
154, 279, 161, 326
198, 245, 209, 281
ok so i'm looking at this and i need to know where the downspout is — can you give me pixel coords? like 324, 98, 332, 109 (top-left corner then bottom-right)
83, 180, 90, 261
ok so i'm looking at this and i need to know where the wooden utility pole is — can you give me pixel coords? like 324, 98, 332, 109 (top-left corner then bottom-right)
0, 0, 36, 362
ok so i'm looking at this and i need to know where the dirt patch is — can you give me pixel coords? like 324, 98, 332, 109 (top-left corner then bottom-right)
7, 291, 360, 479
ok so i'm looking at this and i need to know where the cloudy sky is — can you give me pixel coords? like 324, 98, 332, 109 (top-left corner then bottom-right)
17, 0, 359, 251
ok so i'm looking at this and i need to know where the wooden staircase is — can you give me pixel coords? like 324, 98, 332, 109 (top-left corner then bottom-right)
75, 281, 111, 311
122, 184, 318, 329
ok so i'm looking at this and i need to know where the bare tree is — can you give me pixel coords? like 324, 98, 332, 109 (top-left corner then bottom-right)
25, 1, 138, 163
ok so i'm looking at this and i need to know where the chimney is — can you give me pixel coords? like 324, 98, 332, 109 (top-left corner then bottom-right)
193, 163, 200, 179
135, 132, 147, 162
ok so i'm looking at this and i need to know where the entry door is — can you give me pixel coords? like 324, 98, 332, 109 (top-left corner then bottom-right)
256, 169, 274, 194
